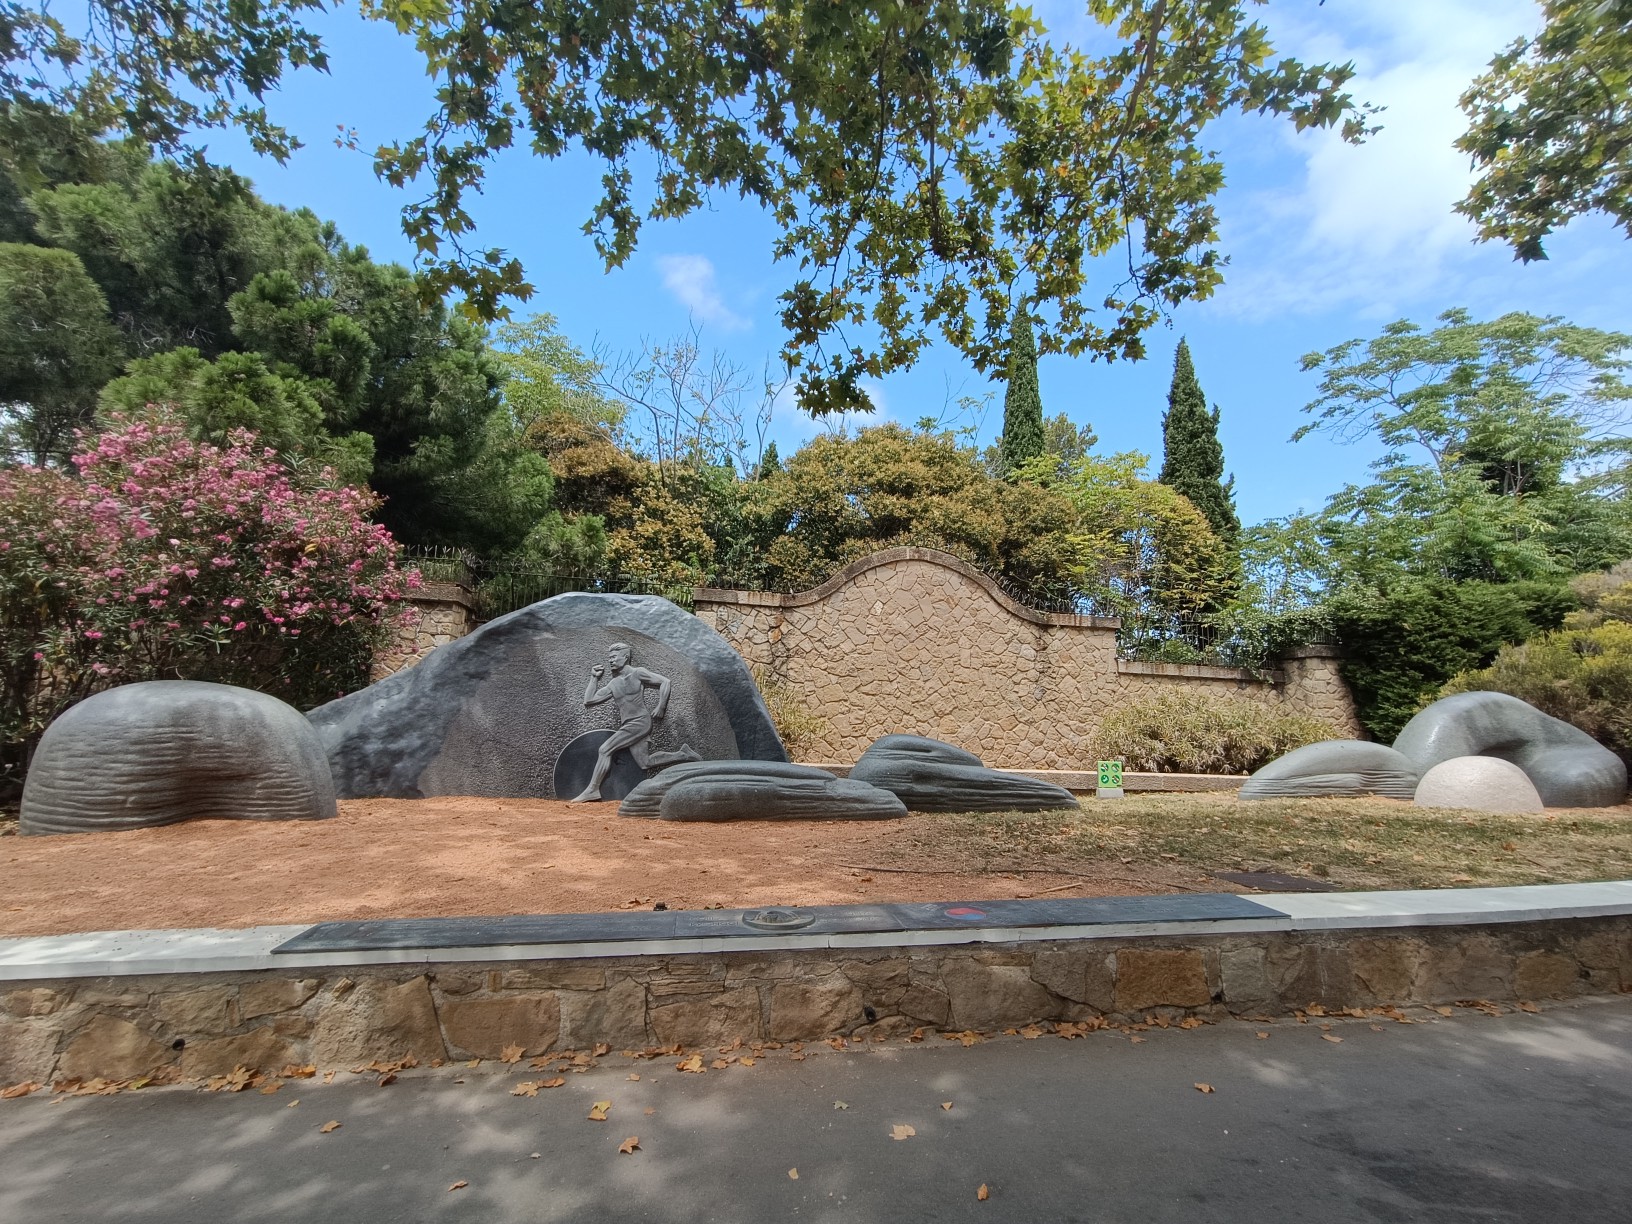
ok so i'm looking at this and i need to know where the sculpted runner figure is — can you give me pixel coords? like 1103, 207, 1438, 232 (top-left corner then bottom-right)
569, 642, 700, 803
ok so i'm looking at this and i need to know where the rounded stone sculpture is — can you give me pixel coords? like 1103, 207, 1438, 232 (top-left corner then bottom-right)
307, 592, 786, 799
20, 680, 337, 836
1413, 755, 1544, 814
618, 760, 907, 821
1240, 740, 1419, 801
848, 734, 1079, 813
1394, 691, 1626, 808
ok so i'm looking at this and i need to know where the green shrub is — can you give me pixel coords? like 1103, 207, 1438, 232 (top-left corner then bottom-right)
1324, 580, 1574, 741
1441, 622, 1632, 768
1091, 691, 1335, 775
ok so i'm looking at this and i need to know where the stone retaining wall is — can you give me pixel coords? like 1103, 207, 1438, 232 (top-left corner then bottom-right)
5, 917, 1626, 1085
695, 548, 1362, 768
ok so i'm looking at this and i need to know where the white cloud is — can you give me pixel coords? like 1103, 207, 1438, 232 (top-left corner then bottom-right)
655, 253, 749, 331
1208, 0, 1543, 320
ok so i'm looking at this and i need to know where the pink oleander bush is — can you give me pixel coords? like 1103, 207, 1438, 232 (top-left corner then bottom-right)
1, 408, 417, 795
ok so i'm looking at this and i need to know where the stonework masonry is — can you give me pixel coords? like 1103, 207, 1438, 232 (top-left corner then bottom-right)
4, 917, 1627, 1084
372, 581, 477, 681
694, 548, 1361, 769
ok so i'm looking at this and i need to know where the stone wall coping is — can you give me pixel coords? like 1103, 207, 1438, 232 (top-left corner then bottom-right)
1279, 643, 1343, 661
2, 880, 1628, 981
1116, 659, 1284, 684
695, 547, 1122, 631
404, 579, 475, 610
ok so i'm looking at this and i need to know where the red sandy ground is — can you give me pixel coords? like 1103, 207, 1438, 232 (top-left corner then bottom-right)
0, 798, 1207, 937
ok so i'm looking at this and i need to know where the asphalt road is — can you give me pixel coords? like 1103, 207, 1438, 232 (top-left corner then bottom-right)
3, 996, 1630, 1223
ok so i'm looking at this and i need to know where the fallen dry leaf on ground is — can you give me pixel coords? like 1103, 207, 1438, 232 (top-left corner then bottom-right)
286, 1099, 299, 1108
511, 1081, 541, 1098
280, 1064, 316, 1079
1434, 1006, 1455, 1017
977, 1184, 990, 1201
711, 1058, 731, 1070
1518, 1001, 1540, 1013
259, 1083, 281, 1095
891, 1124, 916, 1141
788, 1169, 799, 1180
319, 1121, 341, 1134
1128, 1035, 1146, 1044
941, 1102, 953, 1111
448, 1180, 468, 1192
377, 1072, 397, 1087
541, 1077, 565, 1089
739, 1057, 756, 1067
1322, 1034, 1343, 1044
499, 1045, 525, 1065
834, 1101, 849, 1110
676, 1054, 704, 1073
1194, 1083, 1215, 1094
627, 1073, 641, 1081
618, 1136, 640, 1155
1, 1082, 40, 1099
1255, 1032, 1269, 1040
588, 1100, 611, 1122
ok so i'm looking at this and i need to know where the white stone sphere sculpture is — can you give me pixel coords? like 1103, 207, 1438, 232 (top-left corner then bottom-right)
1413, 755, 1544, 814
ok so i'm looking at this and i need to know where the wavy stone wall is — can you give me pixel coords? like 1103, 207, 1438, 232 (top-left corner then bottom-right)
695, 549, 1361, 769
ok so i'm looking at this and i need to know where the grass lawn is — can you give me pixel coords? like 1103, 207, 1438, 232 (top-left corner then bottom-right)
884, 792, 1632, 892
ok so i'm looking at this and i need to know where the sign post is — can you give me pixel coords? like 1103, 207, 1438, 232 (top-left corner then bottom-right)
1096, 760, 1124, 800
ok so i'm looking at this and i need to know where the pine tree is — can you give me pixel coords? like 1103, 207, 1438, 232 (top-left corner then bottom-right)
756, 439, 780, 480
1159, 338, 1240, 546
999, 307, 1045, 476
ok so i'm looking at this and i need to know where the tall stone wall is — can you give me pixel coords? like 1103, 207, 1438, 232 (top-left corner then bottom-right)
695, 548, 1361, 769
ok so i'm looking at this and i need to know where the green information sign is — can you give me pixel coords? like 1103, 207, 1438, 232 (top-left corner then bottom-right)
1097, 760, 1124, 788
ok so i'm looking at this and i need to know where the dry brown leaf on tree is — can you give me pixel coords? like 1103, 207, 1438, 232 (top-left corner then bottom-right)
499, 1045, 525, 1064
588, 1100, 611, 1121
618, 1136, 640, 1155
319, 1120, 342, 1133
891, 1124, 916, 1141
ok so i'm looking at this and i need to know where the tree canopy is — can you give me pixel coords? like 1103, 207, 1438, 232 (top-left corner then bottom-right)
1457, 0, 1632, 261
0, 1, 1372, 413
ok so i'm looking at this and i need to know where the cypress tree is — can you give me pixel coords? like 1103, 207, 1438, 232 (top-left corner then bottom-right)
1159, 338, 1240, 545
999, 307, 1045, 476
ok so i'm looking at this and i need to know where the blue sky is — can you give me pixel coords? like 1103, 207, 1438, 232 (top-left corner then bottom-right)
198, 0, 1632, 527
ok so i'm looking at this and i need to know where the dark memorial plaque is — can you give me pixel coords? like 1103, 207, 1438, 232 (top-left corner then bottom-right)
274, 893, 1284, 955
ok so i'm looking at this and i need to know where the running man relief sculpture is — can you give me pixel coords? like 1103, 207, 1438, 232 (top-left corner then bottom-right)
568, 642, 701, 802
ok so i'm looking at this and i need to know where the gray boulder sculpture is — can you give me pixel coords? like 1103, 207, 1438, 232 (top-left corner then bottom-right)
1414, 755, 1544, 814
848, 734, 1079, 812
1394, 691, 1626, 808
20, 681, 336, 835
1240, 740, 1419, 801
307, 592, 786, 799
619, 760, 907, 822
